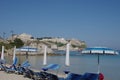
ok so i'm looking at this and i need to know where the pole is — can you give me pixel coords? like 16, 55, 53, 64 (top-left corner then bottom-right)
65, 43, 70, 66
13, 46, 16, 61
98, 54, 100, 80
10, 30, 14, 41
43, 45, 47, 65
64, 43, 70, 78
3, 32, 6, 41
1, 46, 4, 60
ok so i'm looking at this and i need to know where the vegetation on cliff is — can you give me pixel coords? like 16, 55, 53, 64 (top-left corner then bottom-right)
0, 38, 24, 52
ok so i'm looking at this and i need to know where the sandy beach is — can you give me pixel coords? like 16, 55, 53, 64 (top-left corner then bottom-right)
0, 69, 65, 80
0, 71, 30, 80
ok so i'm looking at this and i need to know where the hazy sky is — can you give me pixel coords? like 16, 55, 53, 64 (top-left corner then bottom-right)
0, 0, 120, 49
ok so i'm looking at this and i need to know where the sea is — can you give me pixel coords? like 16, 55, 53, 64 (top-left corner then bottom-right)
6, 51, 120, 80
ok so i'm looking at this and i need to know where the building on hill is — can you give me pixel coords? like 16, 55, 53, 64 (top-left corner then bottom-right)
41, 37, 67, 44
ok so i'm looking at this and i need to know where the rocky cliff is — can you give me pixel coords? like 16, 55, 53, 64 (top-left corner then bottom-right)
7, 33, 86, 54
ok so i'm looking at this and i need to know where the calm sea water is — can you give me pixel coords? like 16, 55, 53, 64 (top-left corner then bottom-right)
6, 51, 120, 80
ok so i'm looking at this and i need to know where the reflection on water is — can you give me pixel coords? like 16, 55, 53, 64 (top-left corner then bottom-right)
5, 52, 120, 80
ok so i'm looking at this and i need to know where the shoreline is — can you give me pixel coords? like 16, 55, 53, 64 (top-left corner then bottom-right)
7, 53, 65, 56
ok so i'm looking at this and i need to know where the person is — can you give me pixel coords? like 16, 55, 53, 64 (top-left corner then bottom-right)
99, 73, 104, 80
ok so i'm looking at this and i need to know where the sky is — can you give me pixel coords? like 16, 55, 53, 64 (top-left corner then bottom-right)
0, 0, 120, 49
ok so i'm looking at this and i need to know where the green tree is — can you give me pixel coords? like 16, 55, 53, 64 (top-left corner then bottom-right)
10, 38, 24, 48
0, 42, 12, 52
56, 42, 65, 47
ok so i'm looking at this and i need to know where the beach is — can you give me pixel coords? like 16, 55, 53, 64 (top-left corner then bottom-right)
0, 71, 30, 80
4, 51, 120, 80
0, 66, 65, 80
0, 69, 65, 80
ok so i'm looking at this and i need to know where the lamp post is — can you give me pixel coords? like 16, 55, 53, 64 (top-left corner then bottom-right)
3, 32, 6, 41
10, 30, 14, 41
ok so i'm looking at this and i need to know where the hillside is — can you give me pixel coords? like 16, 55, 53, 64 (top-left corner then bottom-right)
1, 33, 86, 55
